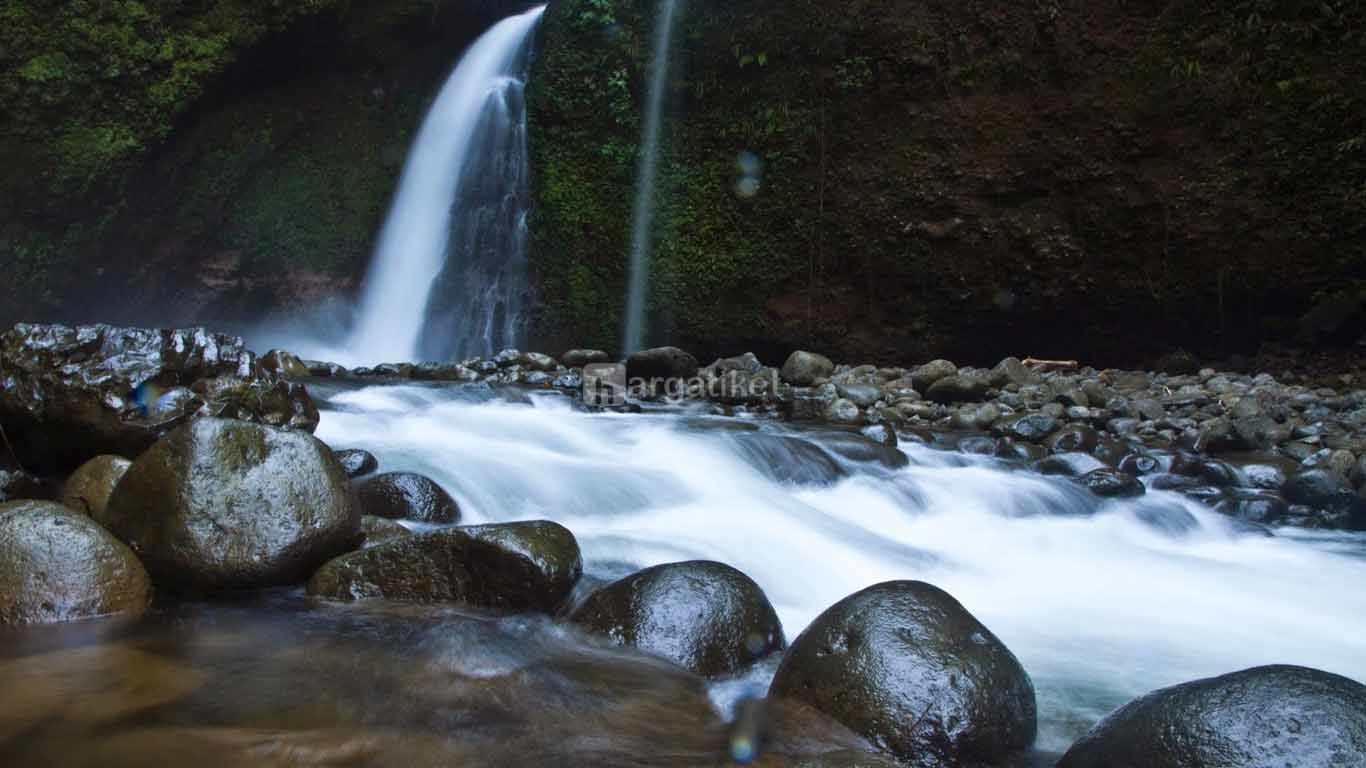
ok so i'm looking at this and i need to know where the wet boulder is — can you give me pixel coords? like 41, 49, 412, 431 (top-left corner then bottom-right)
354, 472, 460, 523
333, 448, 379, 479
259, 349, 310, 378
1283, 468, 1353, 508
58, 454, 132, 523
1079, 468, 1146, 498
781, 351, 836, 386
770, 581, 1036, 768
103, 418, 359, 591
1058, 665, 1366, 768
0, 500, 151, 624
0, 323, 319, 473
308, 521, 582, 612
570, 560, 785, 677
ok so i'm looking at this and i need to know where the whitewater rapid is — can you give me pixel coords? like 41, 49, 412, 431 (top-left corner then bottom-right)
315, 383, 1366, 752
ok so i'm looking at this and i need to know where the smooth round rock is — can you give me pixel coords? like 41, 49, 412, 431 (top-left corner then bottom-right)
0, 500, 151, 624
308, 521, 581, 612
1058, 665, 1366, 768
58, 454, 132, 523
770, 581, 1036, 767
571, 560, 784, 677
561, 349, 611, 368
781, 351, 836, 386
625, 346, 699, 383
354, 472, 459, 523
333, 448, 379, 479
103, 418, 360, 591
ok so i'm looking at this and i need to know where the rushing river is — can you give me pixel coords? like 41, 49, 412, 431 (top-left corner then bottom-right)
314, 383, 1366, 751
3, 380, 1364, 765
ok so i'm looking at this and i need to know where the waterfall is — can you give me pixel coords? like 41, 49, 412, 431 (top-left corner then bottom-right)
347, 6, 545, 364
622, 0, 683, 356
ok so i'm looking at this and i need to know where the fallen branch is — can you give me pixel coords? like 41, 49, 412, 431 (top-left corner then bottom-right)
1022, 357, 1079, 372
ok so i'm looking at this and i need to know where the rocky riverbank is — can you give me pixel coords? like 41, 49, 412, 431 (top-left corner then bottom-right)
287, 342, 1366, 533
3, 321, 1366, 766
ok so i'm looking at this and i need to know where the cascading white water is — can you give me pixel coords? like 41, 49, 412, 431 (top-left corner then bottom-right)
347, 6, 546, 365
316, 383, 1366, 753
621, 0, 682, 355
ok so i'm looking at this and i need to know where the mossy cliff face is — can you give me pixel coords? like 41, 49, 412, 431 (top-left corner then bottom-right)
1, 0, 525, 330
528, 0, 1365, 365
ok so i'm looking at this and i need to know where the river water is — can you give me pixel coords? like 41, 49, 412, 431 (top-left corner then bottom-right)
3, 381, 1364, 765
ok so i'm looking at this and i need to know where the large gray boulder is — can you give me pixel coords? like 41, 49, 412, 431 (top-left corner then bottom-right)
1058, 665, 1366, 768
0, 500, 151, 624
103, 418, 359, 591
0, 323, 318, 473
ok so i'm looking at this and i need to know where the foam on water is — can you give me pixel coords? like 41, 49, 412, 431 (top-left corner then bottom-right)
318, 384, 1366, 751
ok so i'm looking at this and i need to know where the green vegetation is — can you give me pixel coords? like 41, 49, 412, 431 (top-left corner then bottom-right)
0, 0, 483, 321
528, 0, 1365, 363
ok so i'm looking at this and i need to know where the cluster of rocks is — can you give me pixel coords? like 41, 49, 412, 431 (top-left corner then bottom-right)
0, 323, 317, 478
290, 341, 1366, 531
2, 322, 1365, 765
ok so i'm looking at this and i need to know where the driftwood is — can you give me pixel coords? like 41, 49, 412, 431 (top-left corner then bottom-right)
1022, 357, 1079, 372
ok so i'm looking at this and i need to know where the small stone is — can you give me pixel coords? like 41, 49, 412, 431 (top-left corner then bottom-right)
826, 398, 863, 425
860, 424, 898, 447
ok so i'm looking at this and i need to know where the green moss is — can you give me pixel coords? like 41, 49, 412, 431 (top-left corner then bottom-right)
529, 0, 1365, 364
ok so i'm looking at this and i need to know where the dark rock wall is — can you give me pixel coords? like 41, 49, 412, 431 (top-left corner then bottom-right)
527, 0, 1366, 366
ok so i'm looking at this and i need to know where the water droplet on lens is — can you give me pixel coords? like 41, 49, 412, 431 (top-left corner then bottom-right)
735, 151, 762, 177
